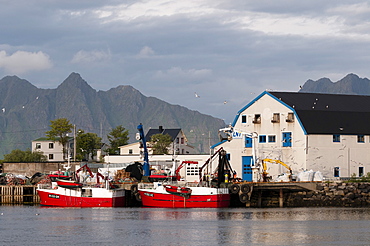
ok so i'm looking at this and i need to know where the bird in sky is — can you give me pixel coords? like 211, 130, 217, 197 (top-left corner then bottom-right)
194, 92, 200, 98
223, 100, 227, 104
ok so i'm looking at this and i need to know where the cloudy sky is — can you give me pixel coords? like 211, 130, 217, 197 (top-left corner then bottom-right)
1, 1, 369, 123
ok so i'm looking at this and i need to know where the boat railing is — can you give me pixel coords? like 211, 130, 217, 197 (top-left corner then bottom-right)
37, 183, 52, 189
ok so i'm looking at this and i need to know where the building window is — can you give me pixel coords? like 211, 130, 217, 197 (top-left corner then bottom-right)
181, 138, 184, 144
241, 115, 247, 123
333, 134, 340, 142
334, 167, 340, 177
245, 137, 252, 148
282, 132, 292, 147
36, 143, 41, 149
253, 114, 261, 124
129, 149, 133, 154
286, 112, 294, 122
259, 135, 266, 143
268, 135, 276, 143
49, 154, 54, 160
359, 167, 364, 177
176, 138, 179, 144
49, 143, 54, 149
271, 113, 280, 123
358, 135, 365, 143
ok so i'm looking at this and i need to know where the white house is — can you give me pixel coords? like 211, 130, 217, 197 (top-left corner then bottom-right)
212, 91, 370, 181
119, 126, 196, 156
32, 137, 74, 162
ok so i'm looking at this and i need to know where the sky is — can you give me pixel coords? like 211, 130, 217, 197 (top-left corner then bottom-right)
1, 0, 370, 124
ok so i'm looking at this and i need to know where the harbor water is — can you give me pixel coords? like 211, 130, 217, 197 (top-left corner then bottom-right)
1, 206, 370, 245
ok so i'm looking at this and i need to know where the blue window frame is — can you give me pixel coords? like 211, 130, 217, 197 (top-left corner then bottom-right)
245, 137, 252, 148
282, 132, 292, 147
259, 135, 266, 143
358, 135, 365, 143
334, 167, 340, 177
268, 135, 276, 143
333, 134, 340, 142
241, 115, 247, 123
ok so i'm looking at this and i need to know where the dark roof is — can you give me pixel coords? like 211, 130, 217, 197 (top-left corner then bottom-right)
269, 91, 370, 135
145, 128, 181, 141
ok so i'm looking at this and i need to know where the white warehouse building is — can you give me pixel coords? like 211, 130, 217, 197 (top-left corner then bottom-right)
212, 91, 370, 181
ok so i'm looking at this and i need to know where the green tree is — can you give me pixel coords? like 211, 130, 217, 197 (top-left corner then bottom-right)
4, 149, 47, 162
76, 130, 103, 160
107, 125, 129, 155
45, 118, 73, 160
150, 133, 172, 155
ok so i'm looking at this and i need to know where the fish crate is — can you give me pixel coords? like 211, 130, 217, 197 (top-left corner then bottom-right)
115, 170, 130, 181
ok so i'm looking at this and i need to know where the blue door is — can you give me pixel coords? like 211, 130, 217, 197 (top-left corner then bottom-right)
282, 132, 292, 147
242, 156, 253, 181
245, 137, 252, 148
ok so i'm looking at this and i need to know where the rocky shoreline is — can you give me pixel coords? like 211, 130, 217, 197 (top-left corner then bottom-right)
286, 182, 370, 207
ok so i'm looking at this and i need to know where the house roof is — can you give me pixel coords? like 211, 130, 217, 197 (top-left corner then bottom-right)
33, 137, 73, 142
269, 91, 370, 135
145, 128, 182, 141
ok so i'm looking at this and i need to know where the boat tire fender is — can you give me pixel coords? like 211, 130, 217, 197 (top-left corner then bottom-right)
229, 184, 240, 194
239, 193, 249, 203
135, 192, 142, 202
241, 184, 251, 194
131, 184, 138, 193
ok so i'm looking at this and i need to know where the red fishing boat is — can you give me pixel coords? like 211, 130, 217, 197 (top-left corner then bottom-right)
138, 182, 230, 208
37, 164, 125, 207
138, 148, 236, 208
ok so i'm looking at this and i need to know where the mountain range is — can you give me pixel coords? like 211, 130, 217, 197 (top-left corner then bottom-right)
1, 72, 369, 159
0, 73, 225, 158
299, 73, 370, 95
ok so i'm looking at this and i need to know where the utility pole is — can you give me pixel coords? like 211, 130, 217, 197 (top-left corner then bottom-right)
73, 124, 76, 162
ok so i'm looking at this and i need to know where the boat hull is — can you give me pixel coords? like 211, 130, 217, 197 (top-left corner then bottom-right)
139, 186, 230, 208
37, 187, 125, 207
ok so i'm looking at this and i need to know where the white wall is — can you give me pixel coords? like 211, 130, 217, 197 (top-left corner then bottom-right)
215, 93, 307, 180
307, 134, 370, 178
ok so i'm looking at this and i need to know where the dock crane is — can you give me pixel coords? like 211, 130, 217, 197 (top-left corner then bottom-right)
137, 123, 150, 177
218, 126, 260, 182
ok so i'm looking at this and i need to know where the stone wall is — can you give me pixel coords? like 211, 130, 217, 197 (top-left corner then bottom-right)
2, 162, 81, 177
286, 182, 370, 207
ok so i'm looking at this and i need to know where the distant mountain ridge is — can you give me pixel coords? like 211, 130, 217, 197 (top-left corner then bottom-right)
299, 73, 370, 95
0, 73, 225, 158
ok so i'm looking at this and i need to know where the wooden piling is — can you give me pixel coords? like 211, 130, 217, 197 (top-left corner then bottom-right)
0, 185, 39, 205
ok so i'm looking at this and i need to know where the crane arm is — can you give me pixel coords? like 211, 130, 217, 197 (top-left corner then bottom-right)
262, 158, 292, 171
137, 123, 150, 176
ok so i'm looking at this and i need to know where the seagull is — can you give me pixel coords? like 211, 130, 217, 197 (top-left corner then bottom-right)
194, 92, 200, 98
223, 100, 227, 104
1, 108, 5, 113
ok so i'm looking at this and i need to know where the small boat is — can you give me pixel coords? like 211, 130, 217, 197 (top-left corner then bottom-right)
55, 179, 83, 189
138, 182, 230, 208
37, 164, 125, 207
164, 185, 192, 198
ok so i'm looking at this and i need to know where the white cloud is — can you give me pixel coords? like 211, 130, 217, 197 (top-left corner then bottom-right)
154, 67, 212, 80
0, 50, 52, 74
137, 46, 155, 58
71, 49, 111, 64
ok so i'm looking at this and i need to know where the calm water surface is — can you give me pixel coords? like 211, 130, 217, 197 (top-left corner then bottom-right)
0, 206, 369, 246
